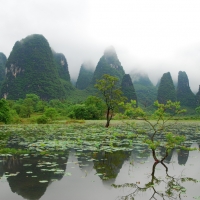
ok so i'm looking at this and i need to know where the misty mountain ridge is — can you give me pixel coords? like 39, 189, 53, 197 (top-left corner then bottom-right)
76, 62, 95, 90
128, 70, 156, 107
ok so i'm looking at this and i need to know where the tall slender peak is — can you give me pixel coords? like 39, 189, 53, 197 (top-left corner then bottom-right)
92, 46, 125, 84
176, 71, 196, 107
76, 61, 94, 90
177, 71, 190, 89
157, 72, 176, 104
53, 52, 70, 81
121, 74, 137, 104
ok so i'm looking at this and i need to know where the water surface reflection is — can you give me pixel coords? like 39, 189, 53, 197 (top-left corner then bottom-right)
0, 144, 199, 200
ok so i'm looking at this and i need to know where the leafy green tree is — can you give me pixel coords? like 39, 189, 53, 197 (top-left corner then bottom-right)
95, 74, 126, 127
0, 99, 11, 124
8, 109, 20, 123
48, 99, 64, 109
13, 104, 21, 115
21, 98, 34, 118
84, 96, 105, 117
124, 100, 193, 163
35, 100, 46, 112
69, 104, 101, 120
44, 108, 58, 120
25, 94, 40, 111
120, 100, 145, 119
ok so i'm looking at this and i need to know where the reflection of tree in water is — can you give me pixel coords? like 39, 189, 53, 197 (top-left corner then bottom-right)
1, 152, 69, 200
159, 145, 190, 166
92, 150, 131, 181
159, 147, 173, 164
113, 160, 197, 200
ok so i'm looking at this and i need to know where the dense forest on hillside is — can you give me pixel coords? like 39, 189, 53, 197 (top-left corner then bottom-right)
1, 34, 73, 100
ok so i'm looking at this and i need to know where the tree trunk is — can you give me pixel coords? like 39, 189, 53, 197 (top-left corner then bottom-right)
105, 108, 110, 127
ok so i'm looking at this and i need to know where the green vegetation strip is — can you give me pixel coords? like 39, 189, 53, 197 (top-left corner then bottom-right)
0, 122, 199, 156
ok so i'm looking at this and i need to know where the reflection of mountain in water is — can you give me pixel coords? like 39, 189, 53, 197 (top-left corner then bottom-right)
1, 153, 69, 200
92, 150, 131, 182
131, 143, 150, 163
76, 150, 94, 173
178, 149, 189, 165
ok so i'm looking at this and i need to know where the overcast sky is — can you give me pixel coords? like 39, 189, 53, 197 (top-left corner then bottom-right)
1, 0, 200, 92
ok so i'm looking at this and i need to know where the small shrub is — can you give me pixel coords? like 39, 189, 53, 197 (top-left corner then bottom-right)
44, 108, 58, 120
66, 119, 85, 124
9, 109, 21, 124
37, 115, 49, 124
113, 113, 129, 120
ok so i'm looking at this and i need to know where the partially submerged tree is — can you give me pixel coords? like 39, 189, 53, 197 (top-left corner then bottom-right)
123, 100, 195, 163
95, 74, 126, 127
112, 101, 198, 199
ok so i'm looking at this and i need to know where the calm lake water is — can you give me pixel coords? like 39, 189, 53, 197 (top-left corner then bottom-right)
0, 123, 200, 200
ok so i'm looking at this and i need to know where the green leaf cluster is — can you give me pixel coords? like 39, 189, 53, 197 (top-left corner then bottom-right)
95, 74, 126, 127
0, 98, 11, 124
